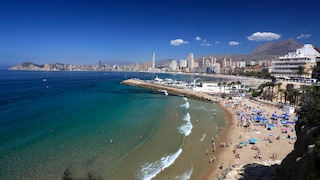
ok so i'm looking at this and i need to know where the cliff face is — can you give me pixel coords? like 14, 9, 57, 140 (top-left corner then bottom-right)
276, 123, 320, 180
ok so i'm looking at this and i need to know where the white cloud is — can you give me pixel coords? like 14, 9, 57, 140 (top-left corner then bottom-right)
215, 41, 220, 44
201, 42, 211, 46
297, 33, 311, 39
195, 36, 201, 41
170, 39, 189, 46
247, 32, 281, 41
229, 41, 239, 46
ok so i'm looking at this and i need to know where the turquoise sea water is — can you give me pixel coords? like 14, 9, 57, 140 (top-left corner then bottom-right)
0, 71, 226, 180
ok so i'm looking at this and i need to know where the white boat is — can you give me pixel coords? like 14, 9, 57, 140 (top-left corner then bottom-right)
154, 76, 163, 82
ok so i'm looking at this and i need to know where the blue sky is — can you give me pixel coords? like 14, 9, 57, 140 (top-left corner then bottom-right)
1, 0, 319, 68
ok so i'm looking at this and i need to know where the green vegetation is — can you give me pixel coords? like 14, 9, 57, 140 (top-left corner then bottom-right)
297, 65, 308, 78
236, 71, 272, 79
295, 86, 320, 160
251, 90, 260, 97
297, 85, 320, 127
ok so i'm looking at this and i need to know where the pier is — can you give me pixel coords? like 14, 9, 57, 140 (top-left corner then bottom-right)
121, 78, 221, 103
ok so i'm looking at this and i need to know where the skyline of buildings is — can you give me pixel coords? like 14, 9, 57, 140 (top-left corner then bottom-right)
10, 43, 320, 81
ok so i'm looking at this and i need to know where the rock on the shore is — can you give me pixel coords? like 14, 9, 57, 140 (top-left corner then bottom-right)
276, 123, 320, 180
223, 161, 280, 180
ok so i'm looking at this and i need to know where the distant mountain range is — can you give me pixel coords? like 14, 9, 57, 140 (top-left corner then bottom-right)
9, 38, 304, 70
252, 38, 303, 55
195, 38, 303, 63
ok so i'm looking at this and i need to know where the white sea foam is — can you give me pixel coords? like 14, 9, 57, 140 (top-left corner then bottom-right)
178, 113, 193, 136
183, 112, 190, 122
138, 148, 183, 180
178, 122, 193, 136
200, 133, 206, 141
175, 162, 193, 180
180, 101, 189, 109
183, 97, 188, 102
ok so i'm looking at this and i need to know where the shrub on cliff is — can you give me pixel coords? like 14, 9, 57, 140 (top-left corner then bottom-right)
297, 85, 320, 160
298, 85, 320, 127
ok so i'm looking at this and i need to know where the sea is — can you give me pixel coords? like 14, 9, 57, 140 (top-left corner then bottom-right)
0, 70, 228, 180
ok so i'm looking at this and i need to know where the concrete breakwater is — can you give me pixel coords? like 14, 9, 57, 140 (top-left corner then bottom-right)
121, 78, 220, 103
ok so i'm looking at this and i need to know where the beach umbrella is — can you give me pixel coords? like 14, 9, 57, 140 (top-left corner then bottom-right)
249, 138, 258, 144
282, 113, 290, 117
282, 127, 290, 131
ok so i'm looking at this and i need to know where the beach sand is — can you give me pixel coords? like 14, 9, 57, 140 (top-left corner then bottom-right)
202, 98, 296, 179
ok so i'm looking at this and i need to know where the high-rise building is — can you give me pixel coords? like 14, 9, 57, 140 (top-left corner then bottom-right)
152, 52, 155, 68
188, 53, 194, 69
180, 59, 187, 68
169, 60, 177, 71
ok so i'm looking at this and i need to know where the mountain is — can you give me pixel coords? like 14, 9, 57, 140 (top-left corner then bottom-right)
197, 38, 303, 63
8, 62, 49, 70
252, 38, 303, 55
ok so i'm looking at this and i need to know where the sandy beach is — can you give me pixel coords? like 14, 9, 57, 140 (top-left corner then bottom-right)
204, 98, 296, 179
122, 78, 296, 179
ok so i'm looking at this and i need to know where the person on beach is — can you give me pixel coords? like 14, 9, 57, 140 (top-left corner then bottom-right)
209, 157, 214, 163
219, 162, 224, 170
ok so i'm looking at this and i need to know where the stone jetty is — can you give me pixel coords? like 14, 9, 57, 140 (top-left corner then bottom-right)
121, 78, 220, 103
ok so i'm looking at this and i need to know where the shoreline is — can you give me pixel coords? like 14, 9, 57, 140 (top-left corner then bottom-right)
121, 78, 295, 179
206, 98, 296, 179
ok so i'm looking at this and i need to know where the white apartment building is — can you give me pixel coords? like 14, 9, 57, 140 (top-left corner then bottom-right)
169, 60, 178, 71
271, 44, 320, 78
180, 59, 187, 68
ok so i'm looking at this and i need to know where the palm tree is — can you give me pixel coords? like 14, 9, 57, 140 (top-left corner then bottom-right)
297, 65, 307, 79
222, 82, 227, 94
236, 81, 242, 90
278, 89, 285, 103
285, 84, 295, 105
218, 82, 222, 94
275, 82, 282, 102
227, 83, 231, 90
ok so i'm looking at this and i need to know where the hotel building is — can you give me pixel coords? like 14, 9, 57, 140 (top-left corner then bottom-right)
271, 44, 320, 78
